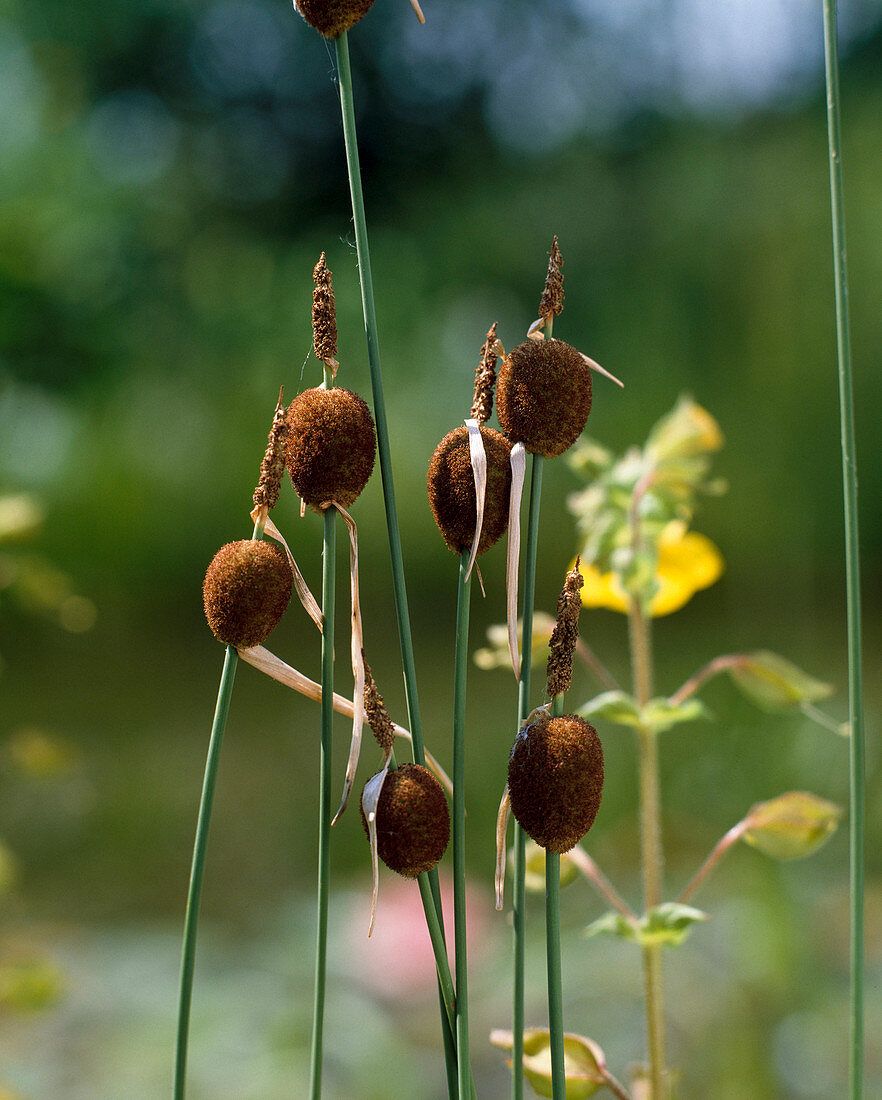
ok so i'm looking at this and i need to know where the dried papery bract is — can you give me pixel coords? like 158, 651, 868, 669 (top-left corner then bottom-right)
427, 425, 512, 555
546, 560, 584, 698
203, 540, 292, 648
361, 762, 450, 878
252, 388, 290, 515
285, 387, 376, 510
312, 253, 338, 380
507, 712, 604, 854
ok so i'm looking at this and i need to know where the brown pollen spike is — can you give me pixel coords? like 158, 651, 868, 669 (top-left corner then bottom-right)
539, 236, 564, 322
546, 558, 584, 698
471, 322, 501, 426
252, 387, 290, 512
312, 252, 338, 369
363, 654, 396, 753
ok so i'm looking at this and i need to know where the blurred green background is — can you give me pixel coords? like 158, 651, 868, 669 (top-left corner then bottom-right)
1, 0, 880, 1096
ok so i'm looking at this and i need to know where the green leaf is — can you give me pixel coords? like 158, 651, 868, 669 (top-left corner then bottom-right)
727, 651, 833, 712
491, 1027, 608, 1099
585, 904, 708, 947
578, 691, 641, 728
743, 791, 842, 860
640, 697, 711, 733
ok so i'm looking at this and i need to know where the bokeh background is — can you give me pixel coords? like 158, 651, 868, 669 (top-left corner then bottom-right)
1, 0, 880, 1096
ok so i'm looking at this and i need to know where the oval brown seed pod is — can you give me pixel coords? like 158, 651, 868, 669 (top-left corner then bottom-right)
285, 387, 376, 510
496, 338, 592, 458
507, 712, 604, 853
426, 425, 512, 555
203, 540, 293, 648
361, 762, 450, 878
294, 0, 376, 38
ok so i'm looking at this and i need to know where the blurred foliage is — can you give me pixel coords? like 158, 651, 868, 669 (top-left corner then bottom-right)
0, 0, 880, 1096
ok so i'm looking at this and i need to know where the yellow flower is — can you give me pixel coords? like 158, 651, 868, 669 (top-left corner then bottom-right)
578, 522, 724, 617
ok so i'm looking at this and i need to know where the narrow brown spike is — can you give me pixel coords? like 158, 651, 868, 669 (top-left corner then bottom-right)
545, 559, 584, 697
252, 387, 291, 511
312, 252, 338, 363
471, 322, 500, 426
538, 236, 564, 320
363, 654, 396, 752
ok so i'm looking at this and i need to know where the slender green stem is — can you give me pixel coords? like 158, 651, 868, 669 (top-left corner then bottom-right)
174, 645, 239, 1100
513, 453, 545, 1100
310, 507, 336, 1100
546, 693, 566, 1100
453, 551, 473, 1100
334, 31, 461, 1096
821, 6, 864, 1096
629, 600, 666, 1100
678, 820, 749, 906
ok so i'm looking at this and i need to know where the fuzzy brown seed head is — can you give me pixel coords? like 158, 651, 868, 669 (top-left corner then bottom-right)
546, 562, 584, 698
496, 338, 592, 458
294, 0, 377, 38
252, 390, 290, 511
360, 763, 450, 877
507, 713, 604, 853
538, 236, 565, 320
285, 387, 376, 510
312, 253, 337, 363
363, 656, 396, 753
203, 540, 292, 648
471, 322, 501, 427
426, 425, 512, 555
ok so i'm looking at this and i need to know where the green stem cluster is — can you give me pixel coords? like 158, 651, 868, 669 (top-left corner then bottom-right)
821, 5, 864, 1096
453, 552, 473, 1099
546, 694, 566, 1100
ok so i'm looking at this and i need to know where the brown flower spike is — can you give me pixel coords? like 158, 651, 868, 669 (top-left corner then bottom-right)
285, 387, 376, 510
360, 762, 450, 877
538, 236, 564, 321
507, 712, 604, 853
471, 322, 502, 427
546, 560, 584, 698
363, 656, 396, 754
427, 425, 512, 555
294, 0, 377, 38
312, 253, 338, 367
203, 540, 292, 648
252, 389, 290, 512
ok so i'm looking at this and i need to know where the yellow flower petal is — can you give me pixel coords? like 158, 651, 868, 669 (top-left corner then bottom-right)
577, 525, 724, 618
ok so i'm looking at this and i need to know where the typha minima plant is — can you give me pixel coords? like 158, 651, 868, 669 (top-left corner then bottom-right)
425, 331, 515, 1100
495, 238, 622, 1100
175, 393, 294, 1100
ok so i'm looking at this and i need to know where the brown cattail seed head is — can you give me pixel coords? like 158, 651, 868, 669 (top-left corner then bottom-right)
363, 656, 396, 754
312, 253, 337, 364
294, 0, 376, 38
538, 236, 565, 320
427, 425, 512, 555
546, 562, 584, 698
252, 390, 290, 511
507, 713, 604, 853
361, 763, 450, 877
471, 323, 501, 427
496, 338, 592, 458
203, 540, 292, 648
285, 387, 376, 510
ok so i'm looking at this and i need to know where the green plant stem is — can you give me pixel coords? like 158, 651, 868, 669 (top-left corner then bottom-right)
453, 550, 473, 1100
310, 506, 336, 1100
546, 693, 566, 1100
821, 6, 865, 1096
629, 600, 666, 1100
677, 820, 749, 905
334, 32, 459, 1097
174, 645, 239, 1100
513, 453, 545, 1100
